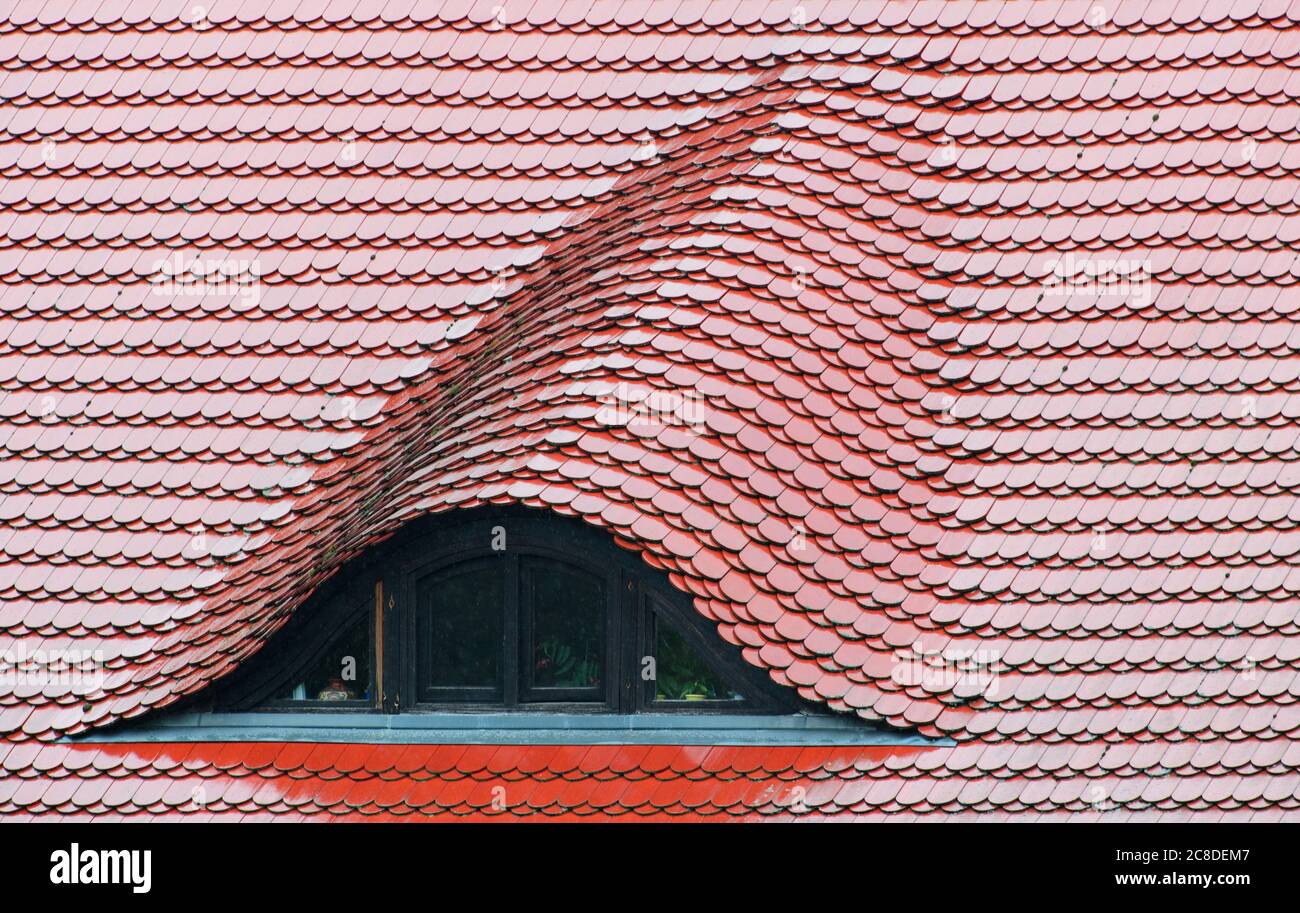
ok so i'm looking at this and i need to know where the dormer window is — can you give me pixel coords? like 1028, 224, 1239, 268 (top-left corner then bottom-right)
212, 509, 800, 716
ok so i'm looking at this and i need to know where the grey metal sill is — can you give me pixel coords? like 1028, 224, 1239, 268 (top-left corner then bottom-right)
71, 711, 953, 747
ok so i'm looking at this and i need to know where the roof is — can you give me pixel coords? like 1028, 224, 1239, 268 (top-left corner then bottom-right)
1, 0, 1298, 820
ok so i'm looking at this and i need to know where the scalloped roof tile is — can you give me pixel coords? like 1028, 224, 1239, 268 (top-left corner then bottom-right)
0, 0, 1297, 820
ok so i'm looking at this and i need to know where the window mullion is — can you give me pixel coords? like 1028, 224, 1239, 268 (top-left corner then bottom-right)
616, 572, 636, 713
606, 569, 618, 711
504, 553, 520, 706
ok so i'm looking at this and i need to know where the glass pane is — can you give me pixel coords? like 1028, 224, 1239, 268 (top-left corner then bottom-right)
419, 564, 503, 690
276, 612, 371, 702
530, 562, 603, 691
653, 617, 742, 702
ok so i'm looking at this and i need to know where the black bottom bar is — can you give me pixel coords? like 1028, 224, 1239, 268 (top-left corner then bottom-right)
0, 821, 1284, 901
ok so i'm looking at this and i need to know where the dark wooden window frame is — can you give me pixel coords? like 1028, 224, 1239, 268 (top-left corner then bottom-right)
213, 507, 801, 715
216, 568, 377, 712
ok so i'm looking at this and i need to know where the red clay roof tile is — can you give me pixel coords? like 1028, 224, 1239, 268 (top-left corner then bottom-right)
0, 0, 1298, 820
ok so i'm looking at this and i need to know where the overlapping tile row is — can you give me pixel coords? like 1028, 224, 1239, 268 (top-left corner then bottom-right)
1, 1, 1298, 818
1, 740, 1293, 821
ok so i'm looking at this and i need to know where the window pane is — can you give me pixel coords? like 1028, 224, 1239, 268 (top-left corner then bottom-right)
530, 562, 603, 691
419, 564, 503, 690
276, 611, 371, 702
654, 617, 742, 702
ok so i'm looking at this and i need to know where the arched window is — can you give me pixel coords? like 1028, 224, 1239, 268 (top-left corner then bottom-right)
211, 509, 802, 715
